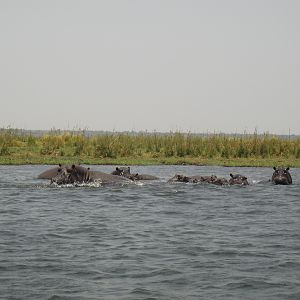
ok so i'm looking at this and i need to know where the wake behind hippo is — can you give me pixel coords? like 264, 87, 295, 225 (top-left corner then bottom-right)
272, 167, 292, 185
50, 165, 131, 185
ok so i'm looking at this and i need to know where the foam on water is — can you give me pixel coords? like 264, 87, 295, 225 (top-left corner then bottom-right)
48, 180, 137, 188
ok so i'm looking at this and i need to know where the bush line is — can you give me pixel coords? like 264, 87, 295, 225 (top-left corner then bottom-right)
0, 129, 299, 166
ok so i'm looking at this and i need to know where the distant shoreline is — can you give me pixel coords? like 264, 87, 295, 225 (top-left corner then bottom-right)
1, 127, 300, 139
1, 129, 299, 167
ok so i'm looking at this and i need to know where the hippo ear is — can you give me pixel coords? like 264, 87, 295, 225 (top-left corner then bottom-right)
72, 164, 76, 169
116, 167, 119, 170
286, 167, 290, 171
59, 164, 62, 167
273, 167, 277, 170
230, 173, 233, 178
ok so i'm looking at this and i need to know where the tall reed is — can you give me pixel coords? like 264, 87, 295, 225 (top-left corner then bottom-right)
0, 129, 299, 161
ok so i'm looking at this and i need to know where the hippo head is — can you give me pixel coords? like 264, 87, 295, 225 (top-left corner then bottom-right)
272, 167, 292, 185
50, 164, 71, 185
168, 174, 190, 182
51, 164, 90, 185
229, 174, 249, 185
111, 166, 131, 176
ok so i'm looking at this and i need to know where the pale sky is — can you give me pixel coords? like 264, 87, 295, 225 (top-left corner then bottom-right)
0, 0, 299, 134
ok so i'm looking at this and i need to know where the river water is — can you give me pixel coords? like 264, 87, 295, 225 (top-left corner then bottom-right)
0, 165, 299, 300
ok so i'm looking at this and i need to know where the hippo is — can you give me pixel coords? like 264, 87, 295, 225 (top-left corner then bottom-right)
111, 166, 159, 181
37, 165, 71, 179
50, 164, 131, 185
199, 175, 219, 183
229, 174, 249, 185
210, 177, 229, 185
272, 167, 292, 185
168, 174, 227, 185
131, 174, 159, 180
167, 174, 198, 183
111, 167, 131, 176
168, 173, 250, 186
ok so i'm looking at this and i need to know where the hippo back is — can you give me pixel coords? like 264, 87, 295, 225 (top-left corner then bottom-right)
112, 166, 159, 181
89, 170, 131, 183
38, 165, 70, 179
168, 174, 220, 184
168, 174, 191, 182
50, 165, 131, 185
133, 174, 159, 181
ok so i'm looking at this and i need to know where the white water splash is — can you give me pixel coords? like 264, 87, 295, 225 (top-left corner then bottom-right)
49, 180, 135, 188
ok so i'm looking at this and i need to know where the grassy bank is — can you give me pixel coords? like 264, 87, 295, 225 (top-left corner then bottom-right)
0, 129, 300, 167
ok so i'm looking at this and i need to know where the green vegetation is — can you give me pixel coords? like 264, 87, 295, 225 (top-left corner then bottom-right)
0, 128, 300, 167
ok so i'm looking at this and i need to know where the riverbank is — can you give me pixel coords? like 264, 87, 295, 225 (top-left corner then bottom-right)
0, 155, 299, 168
0, 130, 299, 167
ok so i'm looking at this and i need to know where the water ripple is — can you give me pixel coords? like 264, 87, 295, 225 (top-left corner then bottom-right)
0, 165, 299, 299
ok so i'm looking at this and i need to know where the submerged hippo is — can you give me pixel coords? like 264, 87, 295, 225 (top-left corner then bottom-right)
168, 174, 208, 183
168, 174, 227, 185
272, 167, 292, 185
131, 174, 159, 180
168, 173, 249, 186
50, 164, 130, 185
167, 174, 198, 183
111, 166, 159, 181
111, 166, 131, 176
229, 174, 249, 185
